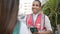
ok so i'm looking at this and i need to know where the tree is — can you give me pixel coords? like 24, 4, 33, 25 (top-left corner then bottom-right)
42, 0, 60, 34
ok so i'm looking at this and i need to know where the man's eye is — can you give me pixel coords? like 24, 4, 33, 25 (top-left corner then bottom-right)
36, 5, 38, 6
33, 4, 35, 6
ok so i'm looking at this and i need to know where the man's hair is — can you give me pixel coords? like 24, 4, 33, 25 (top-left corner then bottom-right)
34, 0, 41, 6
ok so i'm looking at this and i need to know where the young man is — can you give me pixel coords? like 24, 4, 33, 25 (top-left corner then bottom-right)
13, 0, 52, 34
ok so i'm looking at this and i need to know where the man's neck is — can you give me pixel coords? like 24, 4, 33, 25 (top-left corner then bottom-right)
33, 12, 40, 15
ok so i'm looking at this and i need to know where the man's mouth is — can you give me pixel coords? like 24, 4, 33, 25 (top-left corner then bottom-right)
33, 8, 37, 12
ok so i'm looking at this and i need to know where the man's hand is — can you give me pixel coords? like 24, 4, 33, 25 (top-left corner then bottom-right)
34, 30, 52, 34
34, 32, 40, 34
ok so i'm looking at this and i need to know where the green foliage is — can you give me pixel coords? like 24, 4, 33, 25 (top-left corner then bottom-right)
57, 14, 60, 24
42, 0, 60, 34
42, 0, 60, 27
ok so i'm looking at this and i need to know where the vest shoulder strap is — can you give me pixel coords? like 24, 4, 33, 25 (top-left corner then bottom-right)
26, 14, 31, 29
42, 14, 45, 27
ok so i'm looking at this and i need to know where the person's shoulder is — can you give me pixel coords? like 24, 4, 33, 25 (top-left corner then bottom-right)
42, 14, 49, 19
45, 15, 49, 19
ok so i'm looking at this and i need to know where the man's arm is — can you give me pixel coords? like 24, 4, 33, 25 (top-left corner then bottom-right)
40, 15, 52, 34
34, 15, 52, 34
40, 30, 52, 34
34, 30, 52, 34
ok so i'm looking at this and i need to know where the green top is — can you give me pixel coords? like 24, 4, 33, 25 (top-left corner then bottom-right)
13, 21, 21, 34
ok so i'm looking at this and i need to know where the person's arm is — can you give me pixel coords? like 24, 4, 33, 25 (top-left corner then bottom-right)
39, 30, 51, 34
34, 30, 51, 34
40, 15, 52, 34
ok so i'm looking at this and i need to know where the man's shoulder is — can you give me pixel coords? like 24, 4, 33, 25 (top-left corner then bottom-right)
42, 14, 48, 18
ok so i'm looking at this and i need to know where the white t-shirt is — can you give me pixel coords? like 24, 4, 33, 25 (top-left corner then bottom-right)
18, 13, 52, 34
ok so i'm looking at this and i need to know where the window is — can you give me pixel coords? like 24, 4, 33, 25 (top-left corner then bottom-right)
18, 0, 34, 15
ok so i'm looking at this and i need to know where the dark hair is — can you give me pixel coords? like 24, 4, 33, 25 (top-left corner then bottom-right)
34, 0, 41, 6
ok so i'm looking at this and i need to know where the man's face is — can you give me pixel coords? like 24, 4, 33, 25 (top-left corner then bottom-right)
32, 1, 41, 14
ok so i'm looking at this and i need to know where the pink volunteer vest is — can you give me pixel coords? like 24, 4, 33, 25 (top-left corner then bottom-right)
26, 14, 46, 31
